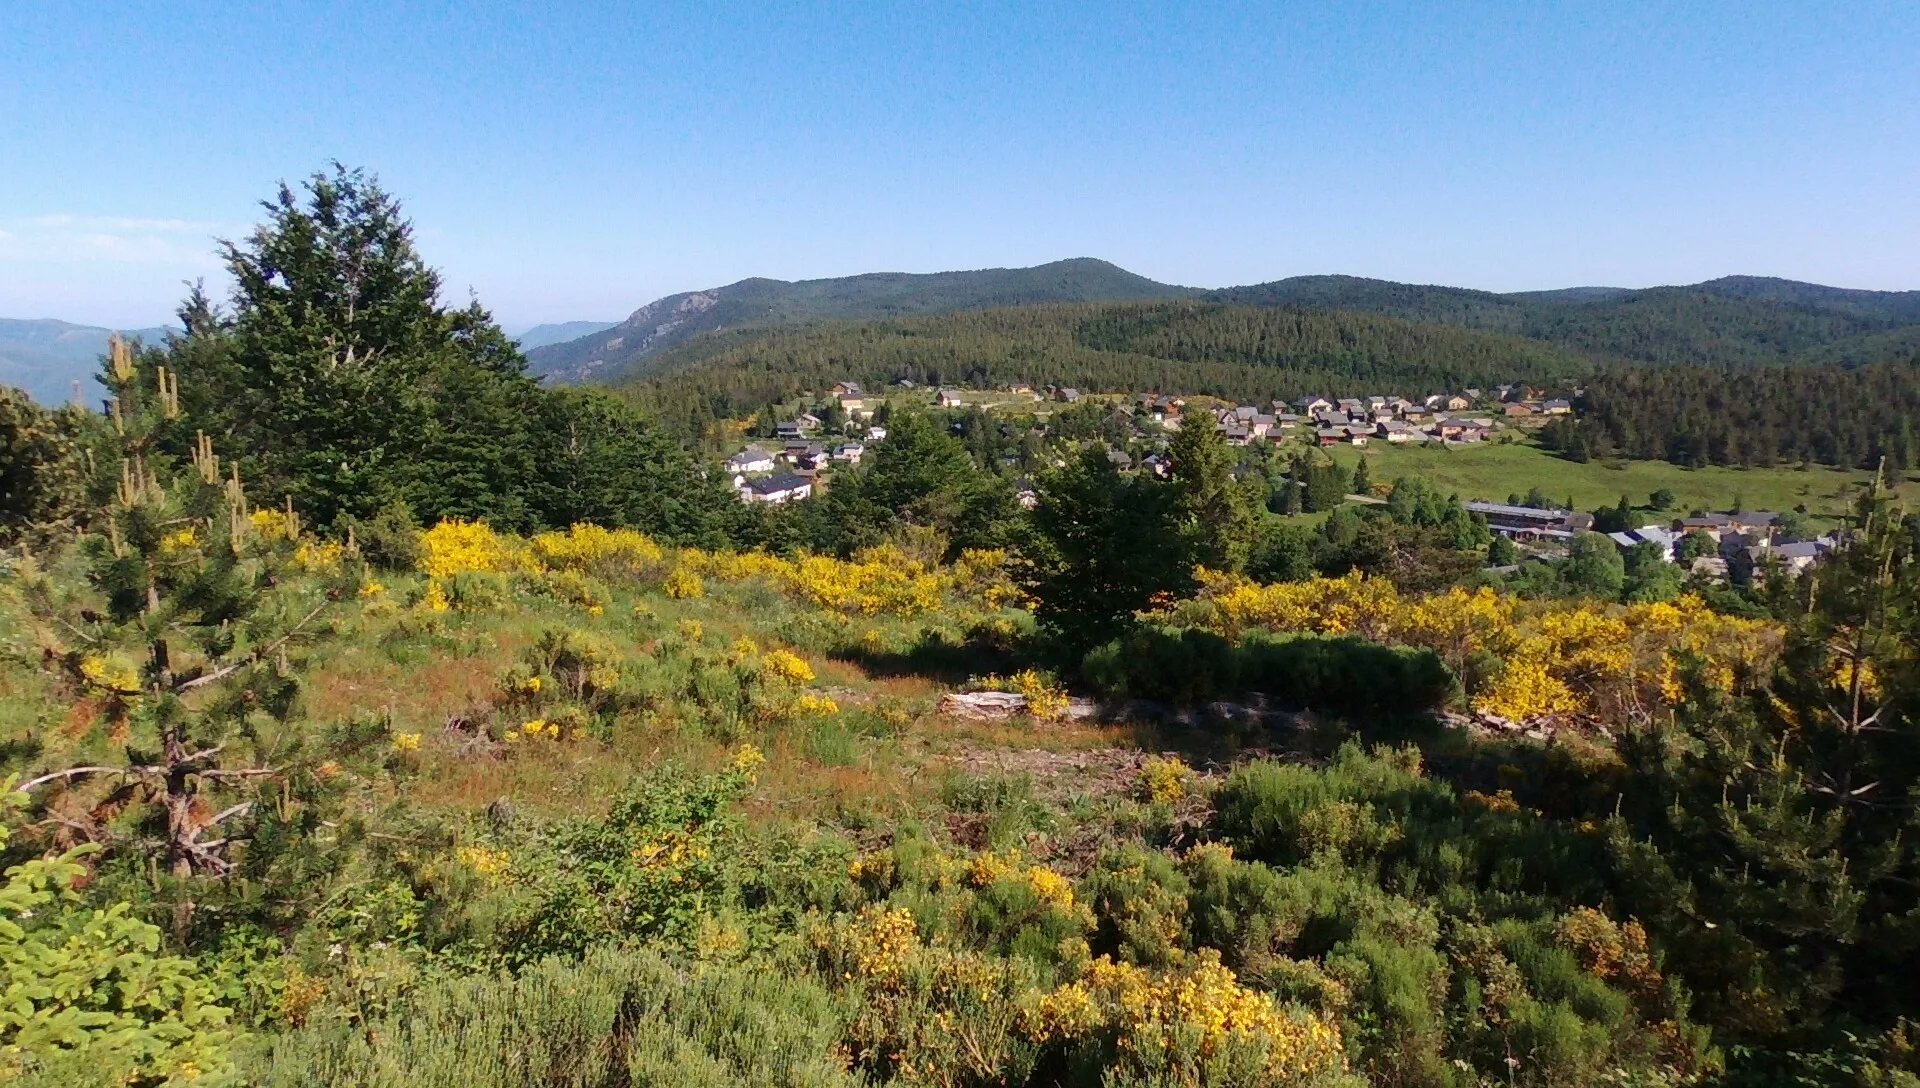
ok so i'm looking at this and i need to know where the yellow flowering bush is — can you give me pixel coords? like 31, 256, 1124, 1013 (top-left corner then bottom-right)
761, 648, 816, 685
1557, 907, 1664, 1003
838, 905, 922, 980
968, 848, 1023, 888
680, 543, 988, 617
529, 523, 664, 577
630, 828, 711, 870
953, 547, 1024, 609
662, 565, 706, 599
793, 692, 841, 717
406, 520, 1016, 625
291, 538, 344, 572
970, 669, 1070, 719
1464, 788, 1523, 814
1024, 865, 1077, 910
418, 518, 528, 579
965, 849, 1089, 927
248, 508, 293, 540
455, 845, 512, 879
391, 731, 422, 751
730, 742, 766, 780
1028, 951, 1349, 1082
158, 526, 200, 554
511, 718, 562, 741
1136, 756, 1194, 805
527, 626, 625, 709
819, 906, 1035, 1085
1009, 669, 1069, 719
77, 653, 142, 694
1023, 979, 1103, 1042
1169, 570, 1780, 723
1827, 651, 1882, 702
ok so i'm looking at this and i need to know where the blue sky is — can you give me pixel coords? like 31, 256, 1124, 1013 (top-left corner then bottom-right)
3, 0, 1917, 328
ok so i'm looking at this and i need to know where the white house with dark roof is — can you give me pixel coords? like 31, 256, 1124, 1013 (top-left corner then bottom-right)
726, 448, 776, 475
743, 474, 813, 504
1606, 525, 1681, 561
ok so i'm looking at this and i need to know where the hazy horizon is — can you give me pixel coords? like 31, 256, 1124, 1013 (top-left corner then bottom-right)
14, 255, 1920, 336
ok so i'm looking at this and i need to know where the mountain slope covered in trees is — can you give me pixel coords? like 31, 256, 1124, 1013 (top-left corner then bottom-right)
550, 265, 1920, 409
617, 300, 1593, 436
1209, 275, 1920, 367
525, 258, 1194, 383
614, 289, 1920, 473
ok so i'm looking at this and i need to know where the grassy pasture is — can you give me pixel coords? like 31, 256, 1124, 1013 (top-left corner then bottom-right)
1311, 435, 1914, 522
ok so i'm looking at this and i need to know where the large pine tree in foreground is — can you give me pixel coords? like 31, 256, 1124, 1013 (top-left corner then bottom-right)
155, 165, 742, 541
159, 166, 540, 529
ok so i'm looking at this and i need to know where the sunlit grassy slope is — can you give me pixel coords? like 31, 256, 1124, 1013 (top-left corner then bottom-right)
1317, 436, 1914, 520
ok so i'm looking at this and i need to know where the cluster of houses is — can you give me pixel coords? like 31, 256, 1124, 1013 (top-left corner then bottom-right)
1654, 511, 1838, 580
727, 382, 889, 504
1470, 502, 1838, 581
1290, 390, 1567, 448
1114, 388, 1569, 449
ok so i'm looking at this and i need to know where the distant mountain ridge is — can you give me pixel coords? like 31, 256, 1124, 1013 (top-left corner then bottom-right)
15, 267, 1917, 405
510, 321, 620, 352
525, 258, 1194, 384
1205, 274, 1920, 368
533, 262, 1920, 388
0, 319, 174, 405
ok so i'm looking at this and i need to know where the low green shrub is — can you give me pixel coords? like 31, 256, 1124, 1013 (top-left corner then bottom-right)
247, 945, 857, 1087
1082, 626, 1454, 715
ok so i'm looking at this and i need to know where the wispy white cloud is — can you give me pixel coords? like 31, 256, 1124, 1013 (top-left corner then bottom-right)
0, 214, 241, 268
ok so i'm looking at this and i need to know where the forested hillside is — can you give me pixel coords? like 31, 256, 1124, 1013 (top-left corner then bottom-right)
1553, 360, 1920, 471
526, 258, 1192, 383
619, 300, 1591, 436
609, 276, 1920, 469
1210, 275, 1920, 367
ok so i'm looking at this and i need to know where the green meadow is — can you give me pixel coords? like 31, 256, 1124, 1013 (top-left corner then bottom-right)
1315, 433, 1913, 521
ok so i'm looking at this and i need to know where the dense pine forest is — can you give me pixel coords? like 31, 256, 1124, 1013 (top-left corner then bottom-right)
1209, 274, 1920, 367
616, 296, 1920, 472
524, 258, 1193, 384
1555, 361, 1920, 471
617, 301, 1591, 439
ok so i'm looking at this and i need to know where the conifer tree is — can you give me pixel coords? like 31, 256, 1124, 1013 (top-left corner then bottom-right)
1167, 412, 1257, 572
811, 410, 1017, 557
1615, 465, 1920, 1039
161, 166, 547, 530
0, 385, 89, 545
1018, 447, 1187, 647
15, 338, 357, 935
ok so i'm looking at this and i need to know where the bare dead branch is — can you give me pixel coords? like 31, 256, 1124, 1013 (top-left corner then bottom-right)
15, 765, 153, 792
173, 599, 331, 694
205, 801, 254, 827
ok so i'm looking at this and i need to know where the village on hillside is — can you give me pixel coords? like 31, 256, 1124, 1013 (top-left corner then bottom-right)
719, 380, 1842, 581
